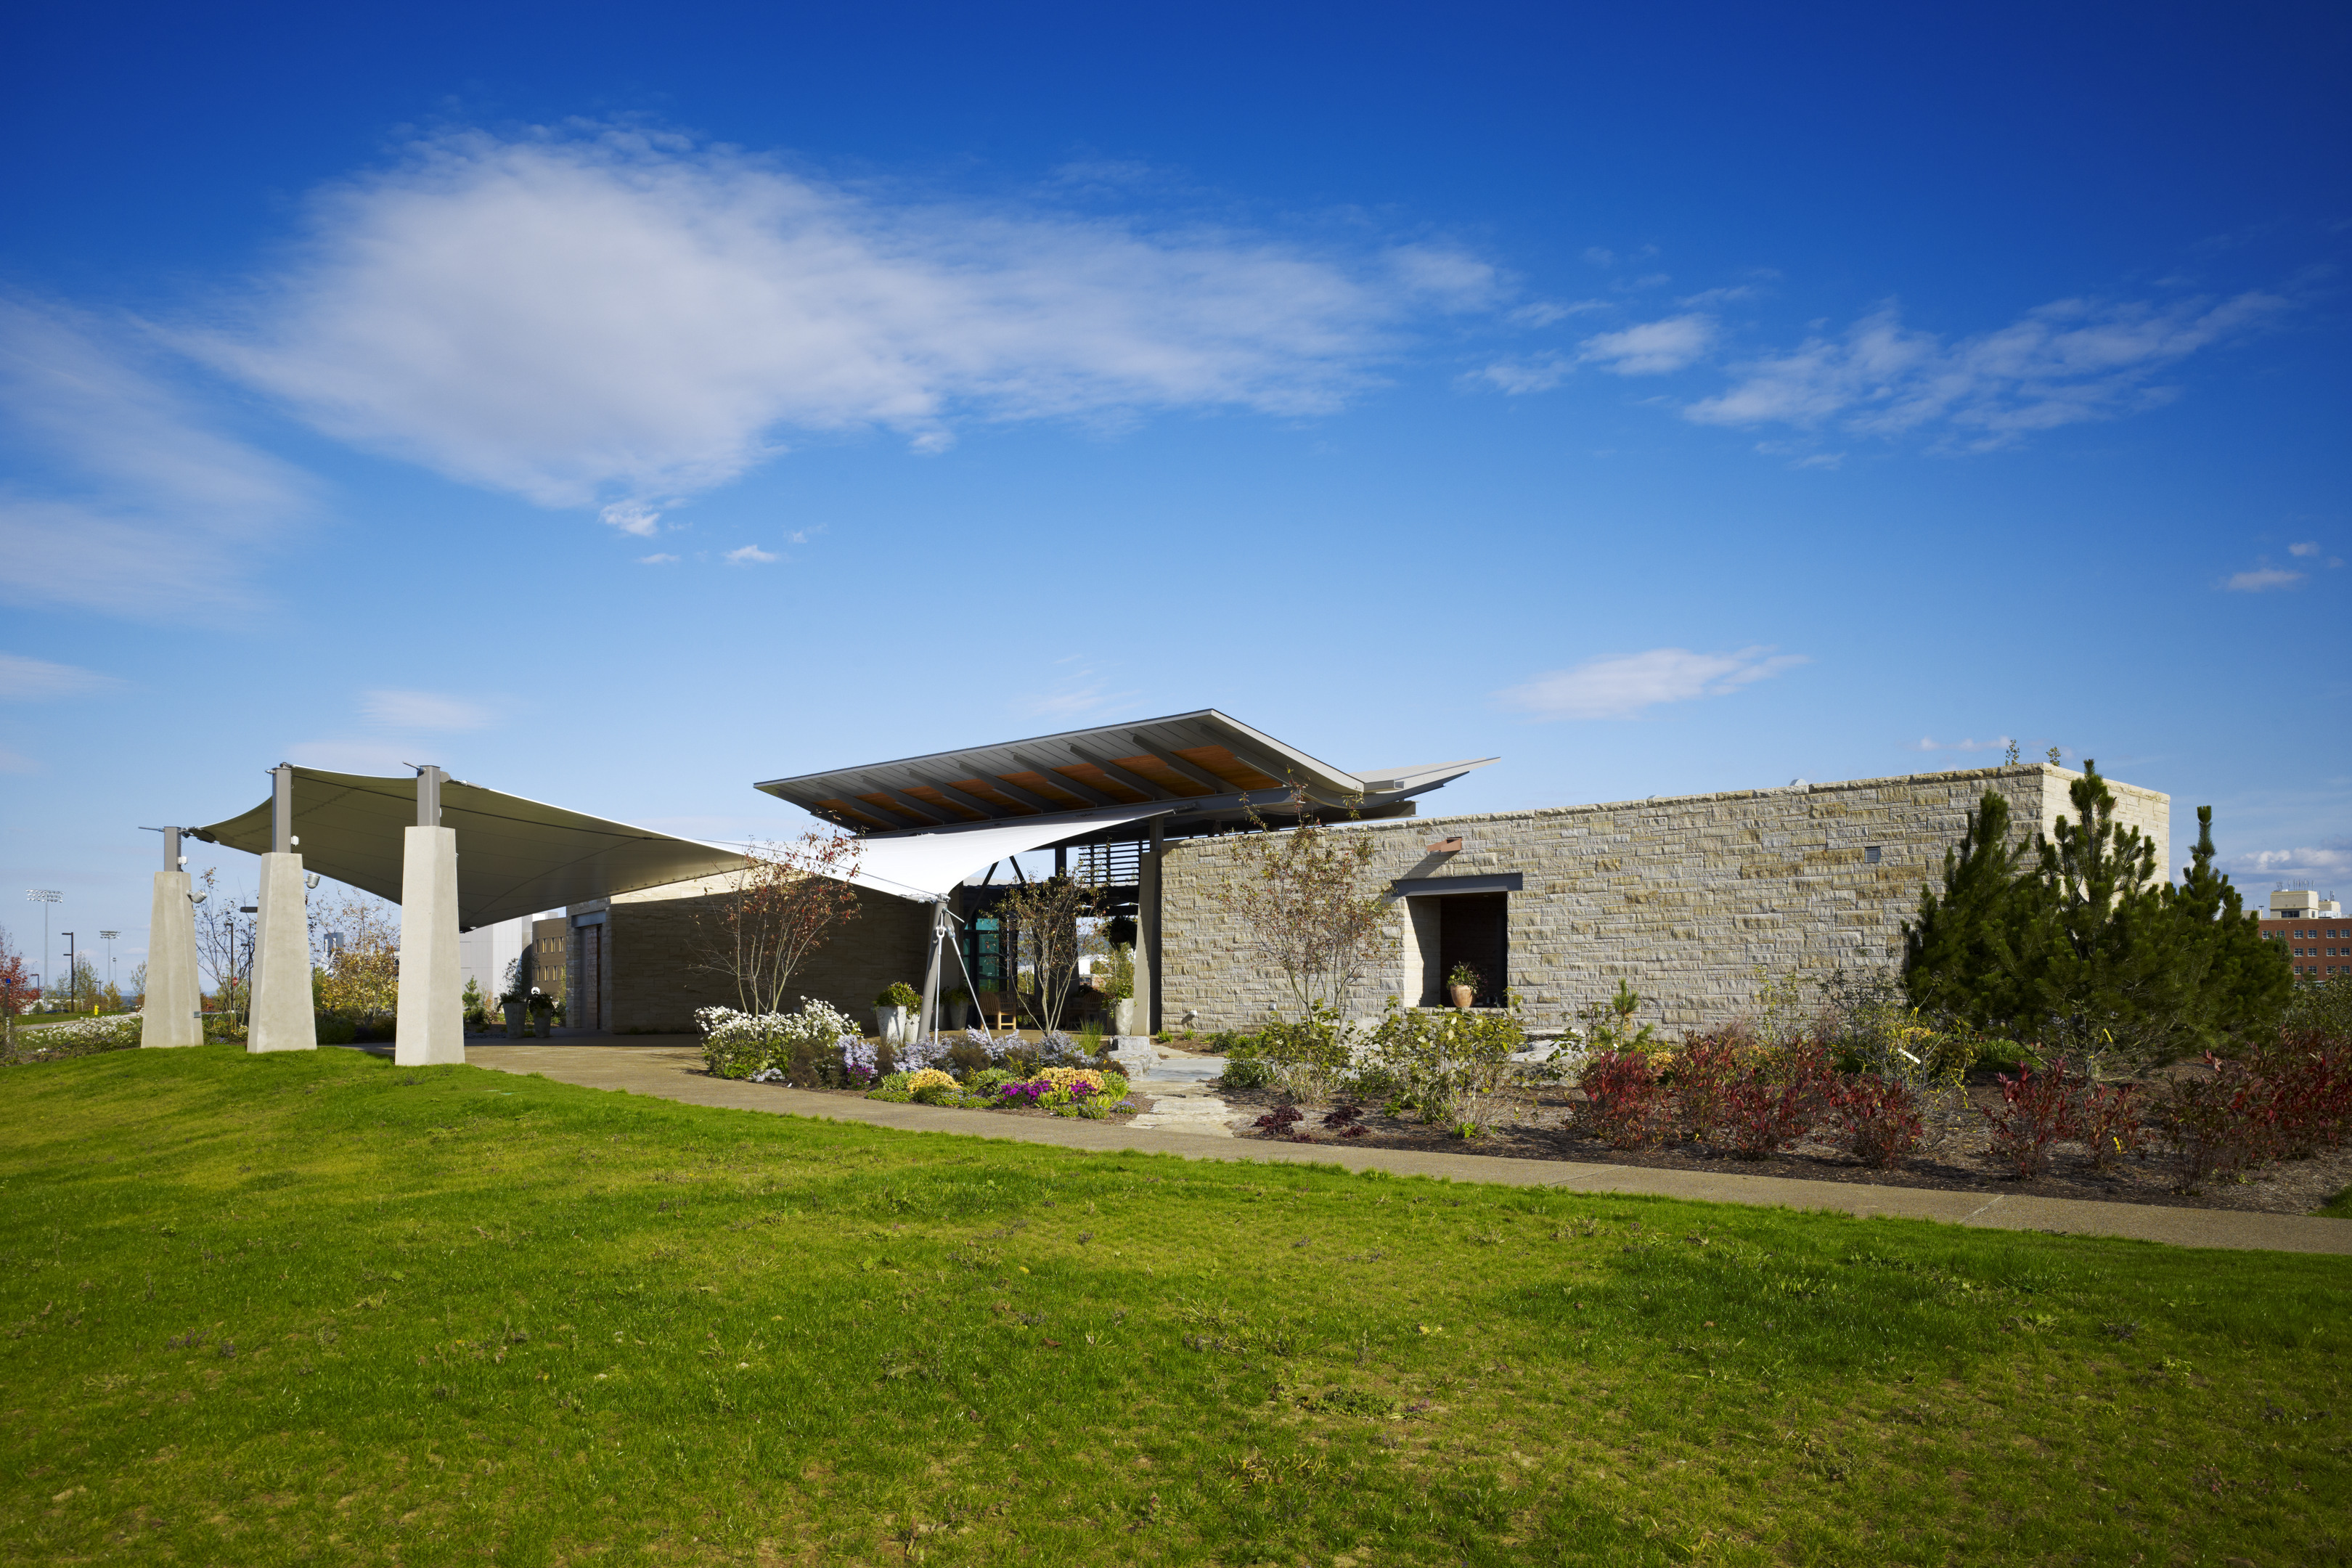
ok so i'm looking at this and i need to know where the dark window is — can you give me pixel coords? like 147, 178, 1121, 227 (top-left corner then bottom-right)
1863, 846, 1882, 864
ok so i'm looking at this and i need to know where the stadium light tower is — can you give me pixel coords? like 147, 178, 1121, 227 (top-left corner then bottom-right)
25, 891, 60, 1010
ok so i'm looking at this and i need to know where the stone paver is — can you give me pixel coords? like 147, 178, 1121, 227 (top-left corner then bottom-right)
455, 1037, 2352, 1257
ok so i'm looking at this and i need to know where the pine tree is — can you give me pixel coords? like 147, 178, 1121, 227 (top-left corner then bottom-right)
2165, 805, 2291, 1051
2014, 764, 2188, 1068
1903, 790, 2029, 1028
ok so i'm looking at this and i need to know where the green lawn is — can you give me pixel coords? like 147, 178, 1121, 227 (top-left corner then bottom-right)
1, 1048, 2345, 1566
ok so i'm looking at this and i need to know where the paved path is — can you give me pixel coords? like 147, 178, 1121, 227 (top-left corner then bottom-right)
460, 1036, 2352, 1257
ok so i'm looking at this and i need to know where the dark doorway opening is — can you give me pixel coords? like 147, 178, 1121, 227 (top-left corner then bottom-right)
1431, 891, 1508, 1007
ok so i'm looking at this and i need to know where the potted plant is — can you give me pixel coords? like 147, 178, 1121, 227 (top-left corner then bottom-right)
1101, 943, 1136, 1035
1446, 962, 1479, 1010
943, 987, 971, 1031
874, 981, 920, 1044
528, 987, 555, 1038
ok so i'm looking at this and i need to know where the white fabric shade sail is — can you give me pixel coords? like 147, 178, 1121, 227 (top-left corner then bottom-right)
195, 770, 1172, 924
840, 803, 1176, 902
195, 769, 753, 928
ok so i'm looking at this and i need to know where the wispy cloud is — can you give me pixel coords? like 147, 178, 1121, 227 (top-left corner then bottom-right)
724, 544, 778, 564
284, 740, 419, 775
1684, 290, 2290, 449
1469, 354, 1572, 395
1909, 735, 2015, 754
637, 552, 679, 565
1495, 645, 1808, 721
0, 746, 37, 775
2289, 541, 2322, 557
1580, 314, 1715, 375
1017, 658, 1135, 719
359, 688, 495, 730
181, 126, 1492, 518
0, 653, 124, 701
0, 297, 316, 618
2226, 843, 2352, 880
2222, 566, 2305, 592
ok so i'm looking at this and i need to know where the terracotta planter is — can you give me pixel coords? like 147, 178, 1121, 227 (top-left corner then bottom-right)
1448, 984, 1474, 1010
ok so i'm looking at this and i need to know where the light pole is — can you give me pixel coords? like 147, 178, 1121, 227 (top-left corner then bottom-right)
25, 891, 60, 1013
62, 932, 77, 1015
99, 931, 119, 1009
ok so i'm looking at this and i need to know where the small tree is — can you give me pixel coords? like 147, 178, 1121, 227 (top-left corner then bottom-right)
992, 873, 1105, 1034
691, 832, 865, 1016
311, 889, 403, 1019
191, 868, 256, 1020
1903, 791, 2030, 1030
0, 923, 33, 1016
1203, 787, 1389, 1019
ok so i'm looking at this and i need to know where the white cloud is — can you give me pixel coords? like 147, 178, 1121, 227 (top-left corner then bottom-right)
1580, 314, 1715, 375
1470, 354, 1572, 395
599, 501, 666, 536
1495, 645, 1808, 721
1685, 290, 2288, 448
2288, 540, 2322, 557
2226, 844, 2352, 879
1909, 735, 2015, 753
0, 298, 316, 618
0, 653, 123, 701
1506, 300, 1605, 327
1017, 659, 1133, 719
181, 126, 1479, 516
2223, 567, 2305, 592
359, 688, 495, 730
637, 552, 679, 565
1678, 285, 1759, 307
724, 544, 778, 564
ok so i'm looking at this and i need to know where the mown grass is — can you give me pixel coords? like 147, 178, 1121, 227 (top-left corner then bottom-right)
1, 1046, 2346, 1567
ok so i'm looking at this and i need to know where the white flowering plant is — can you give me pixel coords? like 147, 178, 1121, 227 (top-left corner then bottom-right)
9, 1013, 142, 1062
696, 999, 863, 1084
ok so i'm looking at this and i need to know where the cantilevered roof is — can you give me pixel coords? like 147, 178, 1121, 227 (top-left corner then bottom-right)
755, 709, 1495, 838
195, 769, 751, 928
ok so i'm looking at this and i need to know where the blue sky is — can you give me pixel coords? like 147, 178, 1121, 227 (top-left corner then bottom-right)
3, 0, 2347, 987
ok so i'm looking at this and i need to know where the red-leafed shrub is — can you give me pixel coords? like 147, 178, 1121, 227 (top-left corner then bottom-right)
1578, 1050, 1665, 1148
1669, 1032, 1748, 1144
2156, 1055, 2274, 1188
1719, 1042, 1837, 1160
1980, 1059, 2078, 1178
2073, 1080, 2143, 1172
1827, 1074, 1923, 1169
2245, 1033, 2352, 1159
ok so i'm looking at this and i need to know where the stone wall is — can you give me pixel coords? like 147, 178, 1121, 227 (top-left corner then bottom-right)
595, 877, 934, 1034
1156, 764, 2169, 1038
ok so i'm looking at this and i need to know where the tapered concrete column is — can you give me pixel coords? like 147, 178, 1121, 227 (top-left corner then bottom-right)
142, 869, 204, 1048
393, 825, 464, 1066
247, 852, 317, 1053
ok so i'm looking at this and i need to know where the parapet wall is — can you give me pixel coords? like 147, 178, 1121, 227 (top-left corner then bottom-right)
1156, 764, 2169, 1037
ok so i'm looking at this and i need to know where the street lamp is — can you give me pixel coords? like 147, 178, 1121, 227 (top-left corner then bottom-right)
25, 891, 60, 1013
61, 932, 76, 1015
99, 931, 120, 1008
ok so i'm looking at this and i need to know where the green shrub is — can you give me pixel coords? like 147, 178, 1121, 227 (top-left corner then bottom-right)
314, 1013, 358, 1047
875, 983, 921, 1010
1219, 1056, 1276, 1091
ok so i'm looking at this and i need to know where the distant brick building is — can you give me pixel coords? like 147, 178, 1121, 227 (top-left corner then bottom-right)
2258, 889, 2349, 982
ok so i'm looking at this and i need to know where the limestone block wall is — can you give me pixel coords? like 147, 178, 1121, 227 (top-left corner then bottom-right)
598, 877, 934, 1034
1157, 764, 2168, 1038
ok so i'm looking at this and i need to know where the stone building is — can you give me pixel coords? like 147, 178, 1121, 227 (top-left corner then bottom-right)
1152, 762, 2168, 1037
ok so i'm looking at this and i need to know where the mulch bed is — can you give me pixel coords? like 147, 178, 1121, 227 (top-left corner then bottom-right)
1214, 1078, 2352, 1217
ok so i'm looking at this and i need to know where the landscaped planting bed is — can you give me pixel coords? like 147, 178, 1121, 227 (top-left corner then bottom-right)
3, 1045, 2348, 1565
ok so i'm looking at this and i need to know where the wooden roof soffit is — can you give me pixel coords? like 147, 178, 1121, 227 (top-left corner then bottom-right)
1003, 754, 1119, 807
1129, 742, 1238, 795
1064, 746, 1186, 801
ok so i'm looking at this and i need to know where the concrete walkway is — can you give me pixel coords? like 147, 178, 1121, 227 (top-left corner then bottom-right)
459, 1036, 2352, 1257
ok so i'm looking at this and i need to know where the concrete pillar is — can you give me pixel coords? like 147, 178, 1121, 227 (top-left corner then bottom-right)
247, 852, 317, 1053
394, 825, 464, 1066
142, 869, 204, 1048
1138, 817, 1164, 1034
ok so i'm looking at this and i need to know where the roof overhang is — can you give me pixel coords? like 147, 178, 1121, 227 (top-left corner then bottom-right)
194, 769, 751, 928
756, 709, 1494, 838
